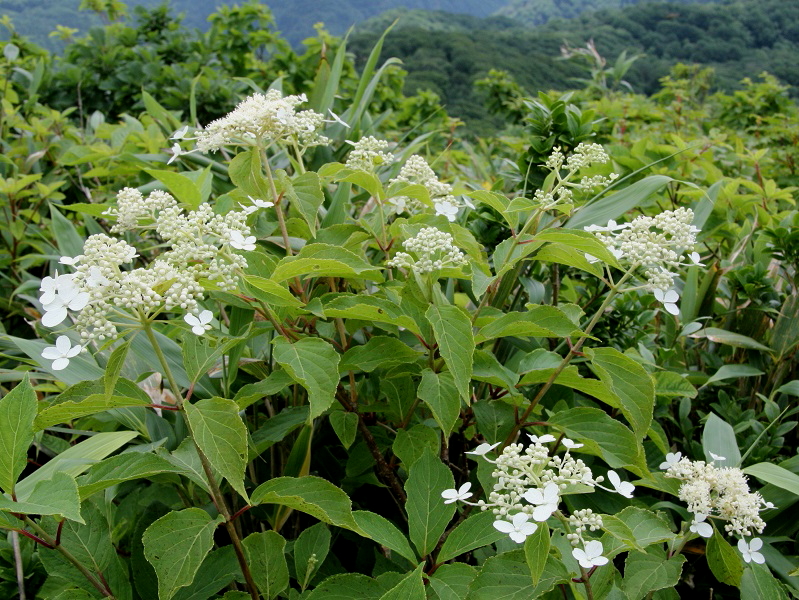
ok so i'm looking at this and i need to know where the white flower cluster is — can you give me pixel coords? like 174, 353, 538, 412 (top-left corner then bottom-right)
661, 452, 773, 563
38, 188, 253, 363
195, 90, 328, 153
386, 227, 468, 274
533, 143, 618, 209
441, 434, 635, 570
345, 136, 393, 172
387, 155, 470, 222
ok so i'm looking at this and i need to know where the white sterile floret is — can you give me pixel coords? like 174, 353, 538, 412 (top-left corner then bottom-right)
493, 512, 538, 543
441, 482, 473, 504
326, 109, 349, 128
586, 207, 700, 291
167, 142, 183, 165
345, 136, 393, 172
606, 470, 635, 499
465, 442, 500, 457
528, 434, 557, 444
185, 310, 213, 335
523, 482, 560, 521
41, 284, 90, 328
41, 336, 82, 371
654, 289, 680, 316
690, 514, 714, 538
434, 197, 460, 222
59, 255, 80, 266
659, 452, 682, 470
687, 251, 704, 266
195, 90, 328, 153
572, 540, 609, 569
738, 538, 765, 564
387, 155, 469, 218
709, 452, 726, 462
386, 227, 468, 274
561, 438, 584, 449
240, 196, 275, 215
39, 272, 77, 305
228, 231, 257, 251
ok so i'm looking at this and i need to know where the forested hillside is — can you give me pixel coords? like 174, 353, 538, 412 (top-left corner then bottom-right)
496, 0, 720, 26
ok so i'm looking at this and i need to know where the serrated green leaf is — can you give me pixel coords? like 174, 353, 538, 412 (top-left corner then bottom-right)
588, 347, 654, 438
271, 244, 384, 282
0, 376, 37, 494
340, 336, 420, 373
378, 563, 425, 600
272, 337, 341, 419
243, 531, 289, 599
185, 398, 248, 500
323, 294, 420, 335
143, 508, 224, 600
283, 171, 324, 236
623, 551, 685, 600
536, 229, 620, 267
467, 550, 570, 600
426, 304, 474, 401
429, 563, 477, 600
329, 410, 358, 449
534, 242, 603, 276
524, 523, 550, 585
0, 472, 82, 522
181, 336, 242, 384
741, 564, 789, 599
293, 522, 331, 589
251, 476, 361, 532
472, 350, 520, 395
304, 573, 387, 600
35, 394, 150, 430
244, 276, 303, 308
475, 306, 583, 343
707, 532, 743, 587
143, 169, 203, 210
469, 190, 518, 229
172, 546, 240, 600
438, 510, 506, 563
353, 510, 417, 563
418, 370, 461, 437
228, 149, 270, 199
78, 453, 182, 500
654, 371, 697, 398
104, 338, 132, 398
393, 425, 440, 468
548, 407, 646, 475
406, 448, 455, 558
519, 366, 619, 408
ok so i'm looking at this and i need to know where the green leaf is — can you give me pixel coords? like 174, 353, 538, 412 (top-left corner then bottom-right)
340, 336, 420, 373
181, 336, 242, 384
406, 448, 455, 558
323, 294, 420, 335
469, 190, 519, 230
251, 476, 361, 532
235, 371, 295, 411
172, 547, 240, 600
702, 413, 741, 467
15, 431, 139, 501
743, 462, 799, 495
472, 350, 520, 395
702, 327, 773, 353
654, 371, 697, 398
184, 398, 249, 500
600, 515, 645, 553
392, 425, 440, 468
242, 531, 289, 599
35, 394, 150, 430
518, 365, 618, 408
438, 510, 506, 563
293, 522, 330, 589
78, 453, 182, 500
707, 533, 743, 587
283, 171, 324, 236
244, 276, 303, 308
249, 406, 309, 456
0, 376, 37, 494
705, 364, 764, 386
329, 410, 359, 449
475, 306, 583, 343
536, 229, 620, 267
304, 573, 387, 600
143, 508, 224, 600
228, 149, 270, 199
741, 564, 789, 600
426, 304, 474, 401
0, 472, 82, 523
623, 551, 685, 600
533, 242, 603, 276
378, 563, 425, 600
776, 380, 799, 396
588, 347, 655, 438
418, 370, 461, 437
143, 169, 203, 210
50, 204, 85, 258
429, 563, 477, 600
271, 244, 384, 282
467, 550, 570, 600
104, 338, 132, 398
272, 337, 341, 420
353, 510, 417, 563
548, 408, 646, 474
524, 523, 550, 585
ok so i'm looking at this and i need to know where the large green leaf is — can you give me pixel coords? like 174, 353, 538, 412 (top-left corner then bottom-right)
283, 171, 324, 236
548, 407, 646, 474
272, 337, 341, 419
588, 347, 654, 438
702, 413, 741, 467
653, 371, 697, 398
623, 551, 685, 600
184, 398, 249, 500
429, 564, 477, 600
467, 550, 570, 600
743, 462, 799, 495
524, 524, 550, 586
0, 472, 82, 523
304, 573, 387, 600
242, 531, 289, 600
705, 364, 764, 386
251, 476, 361, 532
417, 370, 461, 437
426, 304, 474, 401
353, 510, 417, 563
143, 168, 202, 210
519, 365, 618, 408
244, 275, 303, 308
740, 564, 789, 600
536, 229, 621, 266
340, 336, 420, 373
702, 327, 772, 353
469, 190, 519, 230
475, 306, 583, 343
406, 448, 456, 558
228, 149, 270, 199
706, 533, 743, 587
293, 522, 331, 589
34, 394, 150, 430
78, 453, 183, 500
438, 510, 506, 563
323, 294, 420, 335
0, 376, 37, 494
143, 508, 224, 600
378, 563, 425, 600
271, 244, 384, 282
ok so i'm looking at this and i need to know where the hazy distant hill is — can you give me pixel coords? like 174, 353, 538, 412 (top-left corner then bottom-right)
496, 0, 721, 26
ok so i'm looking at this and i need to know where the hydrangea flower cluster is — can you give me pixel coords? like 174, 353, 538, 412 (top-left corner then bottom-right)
661, 452, 773, 563
585, 208, 702, 314
345, 136, 393, 172
37, 188, 254, 368
441, 435, 636, 571
195, 90, 328, 153
534, 143, 618, 209
386, 227, 468, 274
387, 155, 470, 222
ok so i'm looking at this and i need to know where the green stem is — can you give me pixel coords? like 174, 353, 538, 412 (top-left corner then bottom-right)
23, 517, 115, 599
141, 318, 183, 408
260, 145, 293, 256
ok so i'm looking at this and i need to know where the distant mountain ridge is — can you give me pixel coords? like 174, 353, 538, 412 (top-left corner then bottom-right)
496, 0, 722, 26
